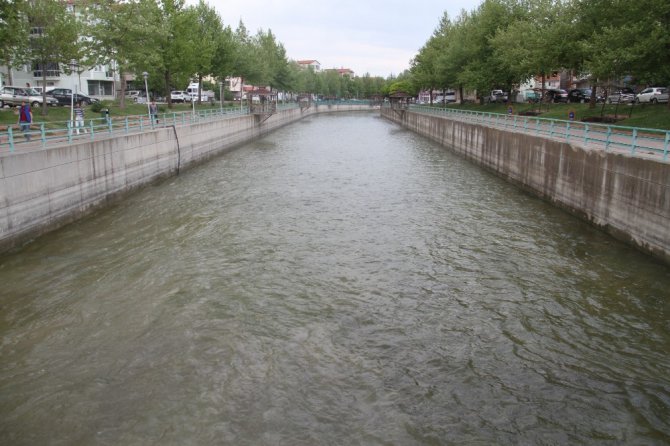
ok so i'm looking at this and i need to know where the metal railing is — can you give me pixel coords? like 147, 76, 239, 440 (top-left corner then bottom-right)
1, 105, 253, 153
403, 104, 670, 162
2, 101, 375, 153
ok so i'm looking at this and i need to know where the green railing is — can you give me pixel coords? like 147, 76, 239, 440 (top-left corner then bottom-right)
402, 104, 670, 162
1, 105, 254, 153
1, 100, 375, 153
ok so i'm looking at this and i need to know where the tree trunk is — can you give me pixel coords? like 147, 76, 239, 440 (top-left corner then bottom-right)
197, 74, 203, 104
118, 64, 126, 109
4, 56, 14, 85
165, 69, 172, 107
41, 68, 48, 116
589, 79, 597, 109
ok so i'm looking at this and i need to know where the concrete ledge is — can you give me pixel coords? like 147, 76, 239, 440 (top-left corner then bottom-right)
381, 107, 670, 265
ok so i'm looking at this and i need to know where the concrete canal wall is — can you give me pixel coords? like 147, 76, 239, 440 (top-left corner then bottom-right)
381, 107, 670, 265
0, 105, 376, 253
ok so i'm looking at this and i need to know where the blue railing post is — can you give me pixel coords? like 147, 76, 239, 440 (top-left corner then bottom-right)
584, 124, 589, 145
664, 131, 669, 161
40, 123, 46, 146
605, 126, 612, 151
631, 128, 638, 155
566, 122, 571, 142
67, 121, 73, 143
8, 126, 14, 152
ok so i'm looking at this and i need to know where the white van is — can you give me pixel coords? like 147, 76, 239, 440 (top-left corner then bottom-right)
185, 83, 214, 102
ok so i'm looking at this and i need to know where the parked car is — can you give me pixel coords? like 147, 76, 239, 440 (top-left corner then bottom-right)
521, 89, 541, 103
543, 88, 569, 103
46, 88, 99, 106
568, 88, 594, 103
487, 89, 508, 103
171, 90, 189, 103
606, 88, 635, 104
635, 87, 668, 104
0, 86, 59, 108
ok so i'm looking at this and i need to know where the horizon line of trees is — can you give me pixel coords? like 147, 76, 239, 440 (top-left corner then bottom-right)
406, 0, 670, 108
0, 0, 391, 115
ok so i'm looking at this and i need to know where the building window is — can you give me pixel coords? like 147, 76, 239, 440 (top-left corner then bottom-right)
32, 62, 61, 78
87, 80, 113, 96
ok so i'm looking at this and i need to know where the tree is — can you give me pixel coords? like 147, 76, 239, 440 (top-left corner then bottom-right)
85, 0, 158, 108
411, 12, 455, 103
26, 0, 79, 115
149, 0, 199, 106
189, 0, 222, 103
255, 29, 292, 91
490, 0, 570, 107
575, 0, 670, 108
0, 0, 29, 86
228, 20, 263, 89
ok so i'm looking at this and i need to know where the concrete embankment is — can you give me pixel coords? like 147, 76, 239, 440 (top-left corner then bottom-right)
381, 107, 670, 265
0, 104, 375, 253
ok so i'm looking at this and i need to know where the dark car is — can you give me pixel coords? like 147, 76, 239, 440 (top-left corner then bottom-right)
568, 88, 594, 103
47, 88, 99, 106
544, 88, 569, 103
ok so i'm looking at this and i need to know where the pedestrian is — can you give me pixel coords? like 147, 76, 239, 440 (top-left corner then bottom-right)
18, 101, 32, 141
149, 100, 159, 124
74, 101, 86, 134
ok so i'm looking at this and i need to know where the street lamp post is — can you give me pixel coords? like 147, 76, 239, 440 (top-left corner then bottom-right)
191, 86, 195, 118
69, 59, 78, 131
142, 72, 150, 122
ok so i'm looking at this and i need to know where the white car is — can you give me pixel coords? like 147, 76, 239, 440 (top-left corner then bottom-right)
170, 91, 190, 103
635, 87, 668, 104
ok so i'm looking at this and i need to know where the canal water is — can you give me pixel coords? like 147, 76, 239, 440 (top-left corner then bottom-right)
1, 113, 669, 445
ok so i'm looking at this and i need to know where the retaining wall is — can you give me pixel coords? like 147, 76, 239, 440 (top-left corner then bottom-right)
381, 107, 670, 265
0, 105, 375, 253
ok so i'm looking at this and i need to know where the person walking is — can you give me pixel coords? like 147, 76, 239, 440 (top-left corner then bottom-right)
149, 100, 159, 125
74, 101, 86, 134
18, 101, 32, 142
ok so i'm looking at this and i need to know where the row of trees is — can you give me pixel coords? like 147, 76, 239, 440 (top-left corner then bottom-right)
0, 0, 389, 114
409, 0, 670, 107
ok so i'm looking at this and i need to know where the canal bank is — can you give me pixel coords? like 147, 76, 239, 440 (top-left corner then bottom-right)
0, 104, 376, 253
381, 107, 670, 265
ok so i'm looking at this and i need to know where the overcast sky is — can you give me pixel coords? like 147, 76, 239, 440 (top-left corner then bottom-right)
193, 0, 483, 77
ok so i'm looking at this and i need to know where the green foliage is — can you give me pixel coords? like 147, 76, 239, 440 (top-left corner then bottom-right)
26, 0, 80, 115
409, 0, 670, 105
89, 100, 112, 113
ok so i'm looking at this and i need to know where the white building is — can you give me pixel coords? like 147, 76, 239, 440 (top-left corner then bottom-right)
1, 62, 118, 100
297, 60, 321, 72
0, 1, 119, 100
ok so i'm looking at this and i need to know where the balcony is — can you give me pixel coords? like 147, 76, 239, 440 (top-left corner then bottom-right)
33, 69, 62, 79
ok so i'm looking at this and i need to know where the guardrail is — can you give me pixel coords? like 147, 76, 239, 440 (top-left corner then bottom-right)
402, 104, 670, 162
2, 100, 376, 153
0, 105, 261, 153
